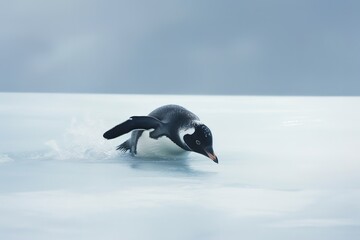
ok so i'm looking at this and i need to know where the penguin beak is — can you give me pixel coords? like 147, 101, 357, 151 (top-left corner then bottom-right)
204, 147, 218, 164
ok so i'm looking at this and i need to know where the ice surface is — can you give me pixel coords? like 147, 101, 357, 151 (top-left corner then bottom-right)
0, 93, 360, 240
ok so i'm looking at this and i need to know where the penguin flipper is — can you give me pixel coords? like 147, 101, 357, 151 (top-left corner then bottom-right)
103, 116, 163, 139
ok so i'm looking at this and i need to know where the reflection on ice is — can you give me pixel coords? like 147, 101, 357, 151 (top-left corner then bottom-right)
0, 93, 360, 240
122, 157, 214, 176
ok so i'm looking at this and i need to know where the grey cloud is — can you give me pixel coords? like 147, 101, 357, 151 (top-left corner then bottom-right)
0, 0, 359, 95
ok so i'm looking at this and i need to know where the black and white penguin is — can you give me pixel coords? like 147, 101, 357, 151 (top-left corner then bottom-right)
103, 104, 218, 163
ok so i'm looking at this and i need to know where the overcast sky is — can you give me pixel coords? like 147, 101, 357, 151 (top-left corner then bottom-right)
1, 0, 359, 95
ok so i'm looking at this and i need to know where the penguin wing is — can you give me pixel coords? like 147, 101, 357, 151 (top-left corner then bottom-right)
103, 116, 164, 140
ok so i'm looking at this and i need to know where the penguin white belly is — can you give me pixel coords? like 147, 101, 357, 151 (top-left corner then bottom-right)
135, 130, 189, 158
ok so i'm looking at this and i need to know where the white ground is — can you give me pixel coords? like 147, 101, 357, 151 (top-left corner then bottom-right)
0, 93, 359, 240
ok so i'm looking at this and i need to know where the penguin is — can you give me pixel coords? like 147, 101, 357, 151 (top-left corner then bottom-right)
103, 104, 218, 163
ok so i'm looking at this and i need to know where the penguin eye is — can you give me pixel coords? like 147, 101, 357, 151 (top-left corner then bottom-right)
195, 140, 201, 145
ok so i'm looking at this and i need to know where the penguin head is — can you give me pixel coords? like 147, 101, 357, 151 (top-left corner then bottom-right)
183, 124, 218, 163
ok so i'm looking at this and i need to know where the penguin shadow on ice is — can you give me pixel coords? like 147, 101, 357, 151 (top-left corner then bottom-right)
103, 105, 218, 174
120, 154, 213, 176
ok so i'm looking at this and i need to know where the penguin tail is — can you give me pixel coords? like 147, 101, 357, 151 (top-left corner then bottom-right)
117, 140, 131, 152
